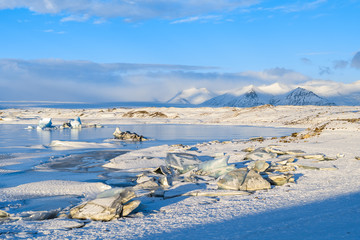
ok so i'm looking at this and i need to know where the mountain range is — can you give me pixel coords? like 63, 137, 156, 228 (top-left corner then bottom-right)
166, 85, 355, 107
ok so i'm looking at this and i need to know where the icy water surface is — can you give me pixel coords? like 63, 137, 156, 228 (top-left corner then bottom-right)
0, 124, 301, 214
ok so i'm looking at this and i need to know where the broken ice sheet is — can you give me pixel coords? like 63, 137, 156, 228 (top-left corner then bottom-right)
165, 153, 201, 173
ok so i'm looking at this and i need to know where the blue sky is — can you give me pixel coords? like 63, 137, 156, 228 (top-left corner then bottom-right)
0, 0, 359, 102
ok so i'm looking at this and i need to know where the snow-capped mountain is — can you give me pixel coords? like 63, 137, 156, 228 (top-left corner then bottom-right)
167, 88, 216, 105
201, 86, 335, 107
273, 87, 334, 106
202, 88, 274, 107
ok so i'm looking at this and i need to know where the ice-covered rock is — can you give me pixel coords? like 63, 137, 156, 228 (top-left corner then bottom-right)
264, 173, 294, 186
0, 210, 10, 218
113, 127, 147, 141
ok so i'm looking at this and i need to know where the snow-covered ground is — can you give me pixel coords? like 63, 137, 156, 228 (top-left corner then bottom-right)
1, 105, 360, 239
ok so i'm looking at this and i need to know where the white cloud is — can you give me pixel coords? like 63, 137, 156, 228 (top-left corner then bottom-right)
262, 0, 327, 13
299, 80, 360, 97
240, 67, 310, 84
0, 0, 260, 22
61, 14, 90, 22
171, 15, 221, 24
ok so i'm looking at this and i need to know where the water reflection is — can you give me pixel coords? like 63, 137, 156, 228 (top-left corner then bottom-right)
70, 128, 80, 140
36, 128, 51, 145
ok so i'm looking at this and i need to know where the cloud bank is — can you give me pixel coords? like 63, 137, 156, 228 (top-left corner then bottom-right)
0, 58, 314, 102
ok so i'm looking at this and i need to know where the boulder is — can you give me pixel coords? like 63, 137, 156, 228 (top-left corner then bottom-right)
113, 128, 147, 141
0, 210, 10, 218
264, 173, 294, 186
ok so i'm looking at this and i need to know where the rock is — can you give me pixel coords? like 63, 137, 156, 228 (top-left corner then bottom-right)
38, 118, 53, 129
113, 127, 147, 141
122, 200, 141, 217
158, 175, 172, 188
118, 188, 136, 204
285, 150, 306, 155
265, 173, 294, 186
276, 158, 296, 165
264, 147, 286, 155
153, 165, 171, 175
302, 154, 325, 161
242, 147, 255, 152
268, 164, 296, 173
166, 152, 201, 173
249, 137, 264, 142
0, 210, 10, 218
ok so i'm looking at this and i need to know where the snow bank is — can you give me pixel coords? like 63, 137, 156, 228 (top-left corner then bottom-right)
0, 180, 111, 202
49, 140, 118, 150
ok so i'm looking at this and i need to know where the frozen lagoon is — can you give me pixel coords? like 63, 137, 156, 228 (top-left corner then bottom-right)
0, 123, 302, 237
0, 124, 301, 188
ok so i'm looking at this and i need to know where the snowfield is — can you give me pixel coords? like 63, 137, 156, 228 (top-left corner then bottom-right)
1, 105, 360, 239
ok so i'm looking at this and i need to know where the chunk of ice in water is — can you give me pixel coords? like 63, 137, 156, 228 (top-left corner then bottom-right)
38, 118, 53, 129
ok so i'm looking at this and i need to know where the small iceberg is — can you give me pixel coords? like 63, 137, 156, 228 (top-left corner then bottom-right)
38, 118, 53, 130
70, 117, 82, 129
63, 117, 82, 129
